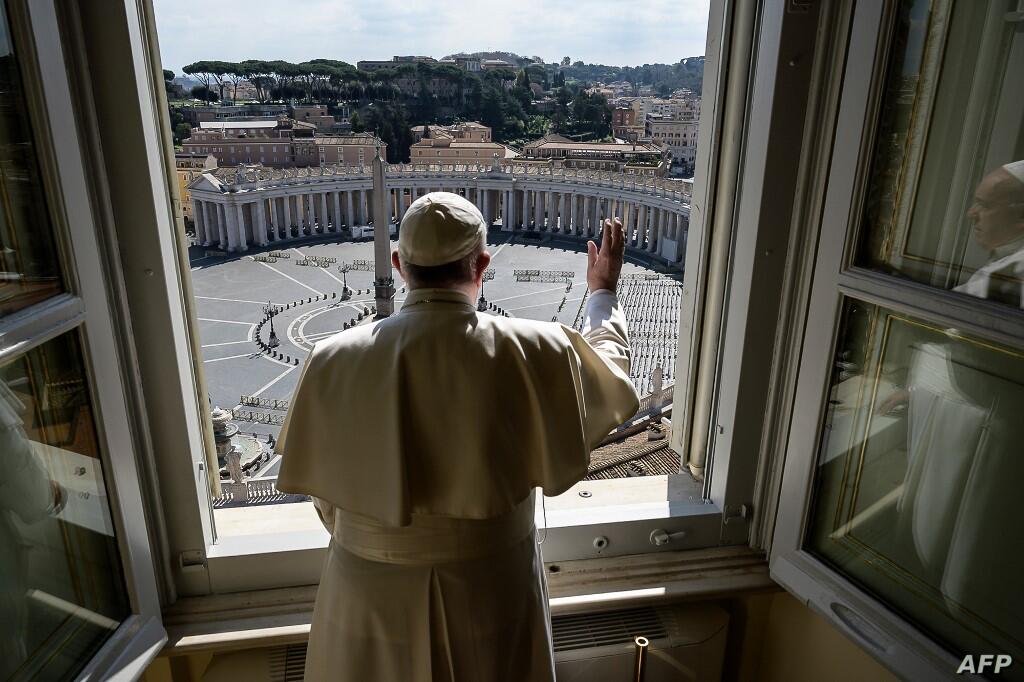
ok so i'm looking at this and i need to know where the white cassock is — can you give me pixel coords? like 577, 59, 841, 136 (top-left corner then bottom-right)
276, 287, 639, 682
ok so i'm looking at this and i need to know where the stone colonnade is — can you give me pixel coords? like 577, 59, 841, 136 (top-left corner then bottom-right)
191, 178, 689, 264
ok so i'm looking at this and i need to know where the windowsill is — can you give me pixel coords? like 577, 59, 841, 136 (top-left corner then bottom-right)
210, 474, 708, 555
161, 545, 774, 656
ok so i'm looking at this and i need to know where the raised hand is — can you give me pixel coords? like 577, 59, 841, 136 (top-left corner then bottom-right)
587, 218, 626, 293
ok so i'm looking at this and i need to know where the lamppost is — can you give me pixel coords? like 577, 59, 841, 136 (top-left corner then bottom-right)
338, 263, 352, 299
264, 301, 280, 349
477, 268, 495, 311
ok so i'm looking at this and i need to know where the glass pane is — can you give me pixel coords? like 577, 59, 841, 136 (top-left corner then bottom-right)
807, 299, 1024, 671
0, 0, 64, 316
858, 0, 1024, 308
0, 332, 130, 680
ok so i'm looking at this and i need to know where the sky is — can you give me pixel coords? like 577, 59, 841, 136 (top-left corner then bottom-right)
152, 0, 710, 75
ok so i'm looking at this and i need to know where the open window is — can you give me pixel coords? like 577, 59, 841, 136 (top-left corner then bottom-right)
772, 0, 1024, 678
107, 0, 781, 598
0, 0, 164, 676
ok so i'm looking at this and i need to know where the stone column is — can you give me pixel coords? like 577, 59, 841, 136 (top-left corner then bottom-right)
202, 200, 213, 245
358, 190, 368, 224
192, 200, 206, 244
623, 202, 633, 242
636, 204, 647, 249
520, 188, 529, 229
647, 209, 660, 252
397, 187, 407, 223
534, 191, 544, 230
303, 194, 313, 231
346, 191, 355, 227
223, 202, 239, 251
214, 202, 226, 248
501, 190, 512, 231
236, 204, 248, 251
274, 197, 285, 240
319, 193, 329, 232
256, 199, 269, 246
332, 192, 342, 232
481, 190, 491, 227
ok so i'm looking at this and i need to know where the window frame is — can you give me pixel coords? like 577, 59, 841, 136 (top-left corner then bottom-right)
770, 0, 1023, 678
0, 0, 166, 675
105, 0, 795, 599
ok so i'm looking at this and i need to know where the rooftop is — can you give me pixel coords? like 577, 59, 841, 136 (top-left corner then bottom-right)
311, 134, 382, 146
198, 120, 280, 130
524, 139, 663, 153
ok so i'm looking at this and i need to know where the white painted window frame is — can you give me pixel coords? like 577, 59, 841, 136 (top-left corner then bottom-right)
0, 0, 166, 676
108, 0, 799, 598
770, 1, 1024, 679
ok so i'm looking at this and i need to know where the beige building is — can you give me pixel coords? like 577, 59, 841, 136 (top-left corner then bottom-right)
308, 134, 384, 166
411, 121, 492, 143
174, 151, 217, 223
629, 97, 701, 122
521, 135, 668, 175
410, 122, 516, 164
646, 117, 699, 167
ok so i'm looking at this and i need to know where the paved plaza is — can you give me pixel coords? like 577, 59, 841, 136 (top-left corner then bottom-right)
190, 231, 681, 463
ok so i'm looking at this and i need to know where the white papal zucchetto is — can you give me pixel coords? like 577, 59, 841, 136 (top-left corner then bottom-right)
397, 192, 487, 267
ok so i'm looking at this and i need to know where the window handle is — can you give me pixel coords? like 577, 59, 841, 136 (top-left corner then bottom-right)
649, 528, 687, 546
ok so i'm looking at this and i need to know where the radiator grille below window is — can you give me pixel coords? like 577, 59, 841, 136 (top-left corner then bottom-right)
552, 606, 668, 652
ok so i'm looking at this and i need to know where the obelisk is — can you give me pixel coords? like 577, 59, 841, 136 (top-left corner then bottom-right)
371, 141, 395, 317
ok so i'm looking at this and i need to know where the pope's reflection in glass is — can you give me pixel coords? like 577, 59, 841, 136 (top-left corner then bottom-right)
872, 160, 1024, 650
956, 160, 1024, 306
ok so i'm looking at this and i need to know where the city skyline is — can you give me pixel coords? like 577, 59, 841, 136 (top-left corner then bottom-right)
153, 0, 710, 75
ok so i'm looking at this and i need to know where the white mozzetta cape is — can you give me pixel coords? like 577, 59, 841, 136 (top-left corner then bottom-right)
277, 287, 639, 526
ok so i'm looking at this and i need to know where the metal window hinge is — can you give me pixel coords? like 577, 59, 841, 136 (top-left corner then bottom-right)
724, 503, 753, 525
179, 549, 207, 573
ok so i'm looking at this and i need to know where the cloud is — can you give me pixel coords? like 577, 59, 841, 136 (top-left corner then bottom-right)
153, 0, 710, 73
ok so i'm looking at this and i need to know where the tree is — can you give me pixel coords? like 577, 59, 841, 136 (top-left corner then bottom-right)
163, 69, 175, 82
174, 122, 192, 144
183, 61, 215, 96
191, 85, 218, 102
560, 56, 571, 67
350, 111, 363, 133
240, 60, 275, 102
225, 64, 247, 102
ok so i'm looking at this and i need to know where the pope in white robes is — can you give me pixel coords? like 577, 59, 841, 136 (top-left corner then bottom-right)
276, 192, 639, 681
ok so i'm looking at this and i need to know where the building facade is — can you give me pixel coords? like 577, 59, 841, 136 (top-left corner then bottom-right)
291, 104, 351, 134
409, 122, 516, 164
187, 163, 691, 267
174, 152, 217, 223
521, 136, 668, 176
176, 103, 288, 127
645, 118, 700, 168
182, 119, 381, 169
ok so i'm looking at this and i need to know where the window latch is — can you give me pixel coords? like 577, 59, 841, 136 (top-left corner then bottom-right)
649, 528, 687, 546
